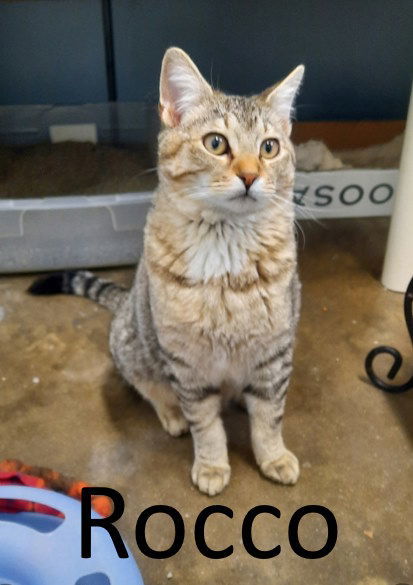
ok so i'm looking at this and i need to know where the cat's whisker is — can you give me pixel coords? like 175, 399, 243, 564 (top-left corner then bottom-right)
292, 205, 326, 228
190, 191, 215, 201
269, 194, 326, 227
294, 220, 306, 249
268, 197, 295, 221
268, 194, 307, 247
137, 167, 158, 176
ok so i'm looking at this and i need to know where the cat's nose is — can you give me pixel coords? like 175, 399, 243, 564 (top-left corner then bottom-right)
232, 154, 261, 190
239, 172, 258, 189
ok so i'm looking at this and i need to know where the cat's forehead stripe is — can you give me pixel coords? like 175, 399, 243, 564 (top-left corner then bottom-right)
198, 96, 271, 133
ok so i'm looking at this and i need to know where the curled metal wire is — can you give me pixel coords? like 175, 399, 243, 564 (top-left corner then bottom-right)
365, 275, 413, 394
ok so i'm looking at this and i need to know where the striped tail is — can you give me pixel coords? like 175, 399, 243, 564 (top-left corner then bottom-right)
28, 270, 127, 312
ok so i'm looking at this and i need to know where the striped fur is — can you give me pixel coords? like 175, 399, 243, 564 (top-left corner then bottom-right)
29, 270, 126, 312
29, 48, 304, 496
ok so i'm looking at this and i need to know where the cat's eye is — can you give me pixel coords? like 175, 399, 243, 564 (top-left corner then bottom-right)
260, 138, 280, 159
203, 133, 229, 156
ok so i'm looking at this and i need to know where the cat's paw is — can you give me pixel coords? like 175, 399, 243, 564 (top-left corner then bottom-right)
260, 450, 300, 485
158, 407, 189, 437
191, 461, 231, 496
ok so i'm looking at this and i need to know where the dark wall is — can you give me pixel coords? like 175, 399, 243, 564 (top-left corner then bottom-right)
1, 0, 412, 120
0, 0, 107, 104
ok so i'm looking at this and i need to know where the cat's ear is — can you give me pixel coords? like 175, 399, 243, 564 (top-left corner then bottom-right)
263, 65, 305, 134
159, 47, 213, 127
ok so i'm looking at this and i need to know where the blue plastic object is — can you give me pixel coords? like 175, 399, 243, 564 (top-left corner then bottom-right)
0, 485, 144, 585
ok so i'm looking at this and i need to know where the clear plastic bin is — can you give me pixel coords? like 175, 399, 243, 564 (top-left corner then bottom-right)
0, 192, 152, 273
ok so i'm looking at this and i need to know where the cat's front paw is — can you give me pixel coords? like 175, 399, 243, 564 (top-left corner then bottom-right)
191, 461, 231, 496
260, 450, 300, 485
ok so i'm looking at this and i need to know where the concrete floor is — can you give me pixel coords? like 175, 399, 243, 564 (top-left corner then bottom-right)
0, 217, 412, 584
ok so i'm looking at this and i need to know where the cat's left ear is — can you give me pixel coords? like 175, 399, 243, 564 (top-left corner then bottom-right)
159, 47, 213, 127
263, 65, 305, 135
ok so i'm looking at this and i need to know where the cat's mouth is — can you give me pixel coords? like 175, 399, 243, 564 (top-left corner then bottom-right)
229, 190, 257, 202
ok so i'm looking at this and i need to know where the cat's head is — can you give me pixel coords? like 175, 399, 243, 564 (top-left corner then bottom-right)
157, 47, 304, 218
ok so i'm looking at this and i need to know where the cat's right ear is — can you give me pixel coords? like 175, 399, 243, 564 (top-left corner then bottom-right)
159, 47, 213, 127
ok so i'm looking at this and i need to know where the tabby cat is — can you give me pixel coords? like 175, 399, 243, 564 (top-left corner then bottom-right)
30, 48, 304, 496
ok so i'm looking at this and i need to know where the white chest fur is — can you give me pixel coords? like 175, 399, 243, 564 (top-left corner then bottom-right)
184, 216, 260, 282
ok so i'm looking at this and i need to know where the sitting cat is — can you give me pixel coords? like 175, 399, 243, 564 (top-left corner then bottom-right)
30, 48, 304, 496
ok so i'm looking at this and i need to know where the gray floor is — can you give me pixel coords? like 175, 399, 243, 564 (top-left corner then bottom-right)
1, 217, 412, 584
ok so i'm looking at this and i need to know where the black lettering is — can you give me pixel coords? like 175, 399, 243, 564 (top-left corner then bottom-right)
194, 505, 233, 559
242, 505, 281, 559
288, 505, 337, 559
81, 487, 128, 558
135, 505, 184, 559
369, 183, 393, 204
339, 184, 363, 206
314, 185, 334, 206
293, 186, 309, 206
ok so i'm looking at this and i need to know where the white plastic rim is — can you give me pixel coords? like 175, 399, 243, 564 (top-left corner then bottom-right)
382, 83, 413, 293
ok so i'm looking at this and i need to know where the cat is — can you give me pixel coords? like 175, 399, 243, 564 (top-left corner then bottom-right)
29, 47, 304, 496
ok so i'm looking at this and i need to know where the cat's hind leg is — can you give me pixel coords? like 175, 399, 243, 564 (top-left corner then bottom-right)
137, 379, 190, 437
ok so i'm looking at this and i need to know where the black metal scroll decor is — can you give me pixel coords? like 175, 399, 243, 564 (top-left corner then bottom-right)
365, 275, 413, 394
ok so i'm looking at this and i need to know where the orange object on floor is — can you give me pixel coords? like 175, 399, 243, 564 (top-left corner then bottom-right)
0, 459, 112, 517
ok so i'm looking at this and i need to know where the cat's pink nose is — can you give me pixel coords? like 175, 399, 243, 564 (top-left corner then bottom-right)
239, 172, 258, 188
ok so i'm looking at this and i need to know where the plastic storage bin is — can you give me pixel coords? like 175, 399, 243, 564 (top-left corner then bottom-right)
0, 192, 152, 274
0, 485, 144, 585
